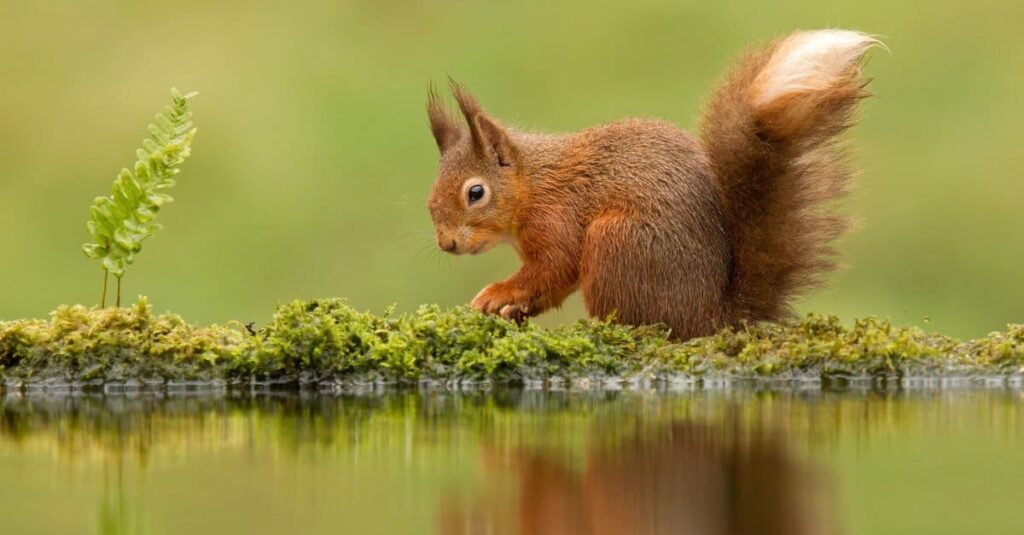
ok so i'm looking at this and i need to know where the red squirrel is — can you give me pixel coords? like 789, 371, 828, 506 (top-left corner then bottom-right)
426, 30, 880, 340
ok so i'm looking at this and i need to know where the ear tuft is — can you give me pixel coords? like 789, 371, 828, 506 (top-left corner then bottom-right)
448, 79, 518, 168
448, 78, 484, 123
448, 78, 487, 151
427, 82, 461, 154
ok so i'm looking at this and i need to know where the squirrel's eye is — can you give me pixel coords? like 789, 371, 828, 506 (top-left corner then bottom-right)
467, 184, 485, 204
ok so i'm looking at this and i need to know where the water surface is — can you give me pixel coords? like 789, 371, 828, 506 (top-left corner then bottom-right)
1, 388, 1021, 534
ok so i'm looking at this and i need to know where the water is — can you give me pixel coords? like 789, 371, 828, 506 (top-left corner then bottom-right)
1, 388, 1021, 534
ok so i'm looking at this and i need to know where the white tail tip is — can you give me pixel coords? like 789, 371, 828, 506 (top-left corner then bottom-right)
752, 30, 881, 108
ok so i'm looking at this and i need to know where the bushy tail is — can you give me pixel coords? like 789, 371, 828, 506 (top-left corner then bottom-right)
699, 30, 880, 323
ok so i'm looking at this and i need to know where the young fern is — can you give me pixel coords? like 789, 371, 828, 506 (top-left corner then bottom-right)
83, 88, 197, 307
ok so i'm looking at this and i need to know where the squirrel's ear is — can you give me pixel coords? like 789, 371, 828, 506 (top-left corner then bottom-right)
449, 80, 486, 149
474, 114, 518, 168
449, 80, 518, 168
427, 85, 461, 154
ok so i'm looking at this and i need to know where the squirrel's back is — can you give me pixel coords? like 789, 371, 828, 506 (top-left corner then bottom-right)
560, 118, 719, 213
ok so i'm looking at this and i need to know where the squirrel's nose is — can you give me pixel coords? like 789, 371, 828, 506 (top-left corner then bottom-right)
439, 239, 457, 252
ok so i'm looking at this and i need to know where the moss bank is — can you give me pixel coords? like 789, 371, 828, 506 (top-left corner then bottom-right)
1, 298, 1022, 391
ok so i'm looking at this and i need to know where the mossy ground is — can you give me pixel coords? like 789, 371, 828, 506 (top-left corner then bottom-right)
1, 298, 1022, 391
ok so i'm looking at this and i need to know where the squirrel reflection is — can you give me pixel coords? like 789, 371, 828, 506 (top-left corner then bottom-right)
438, 421, 834, 535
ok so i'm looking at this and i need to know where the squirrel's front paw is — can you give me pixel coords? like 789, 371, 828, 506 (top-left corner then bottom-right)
471, 283, 538, 323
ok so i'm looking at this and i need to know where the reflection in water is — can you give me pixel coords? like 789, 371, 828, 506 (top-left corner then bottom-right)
98, 459, 146, 535
439, 420, 832, 535
0, 390, 1020, 534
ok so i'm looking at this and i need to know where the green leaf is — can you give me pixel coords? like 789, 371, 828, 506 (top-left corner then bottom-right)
134, 160, 151, 182
82, 243, 107, 259
136, 206, 156, 219
146, 192, 174, 206
102, 257, 124, 276
142, 138, 160, 154
113, 228, 137, 250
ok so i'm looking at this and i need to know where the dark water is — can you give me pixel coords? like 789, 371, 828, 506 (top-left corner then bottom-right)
1, 388, 1021, 534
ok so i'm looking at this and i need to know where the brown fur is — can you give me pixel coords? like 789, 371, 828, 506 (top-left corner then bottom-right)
426, 30, 879, 340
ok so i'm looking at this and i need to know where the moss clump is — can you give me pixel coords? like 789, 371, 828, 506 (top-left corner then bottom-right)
0, 298, 244, 384
1, 298, 1022, 390
236, 300, 667, 382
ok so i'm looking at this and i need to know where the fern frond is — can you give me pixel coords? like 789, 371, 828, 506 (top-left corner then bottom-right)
83, 88, 197, 280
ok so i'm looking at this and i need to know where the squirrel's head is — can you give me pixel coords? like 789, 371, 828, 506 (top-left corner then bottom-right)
426, 82, 521, 255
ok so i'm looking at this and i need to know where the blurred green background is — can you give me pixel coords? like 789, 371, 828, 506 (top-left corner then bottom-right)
1, 0, 1021, 338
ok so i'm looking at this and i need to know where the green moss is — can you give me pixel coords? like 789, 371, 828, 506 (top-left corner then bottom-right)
1, 298, 1021, 390
0, 298, 244, 383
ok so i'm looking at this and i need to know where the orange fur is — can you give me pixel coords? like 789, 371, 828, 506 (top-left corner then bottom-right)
426, 30, 880, 340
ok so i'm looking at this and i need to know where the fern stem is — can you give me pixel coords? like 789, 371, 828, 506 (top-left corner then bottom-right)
100, 269, 109, 308
115, 276, 122, 308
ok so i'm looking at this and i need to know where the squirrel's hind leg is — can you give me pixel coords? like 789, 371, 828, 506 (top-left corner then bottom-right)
580, 213, 728, 341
